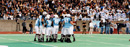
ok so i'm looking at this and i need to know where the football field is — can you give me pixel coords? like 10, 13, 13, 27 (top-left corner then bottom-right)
0, 34, 130, 47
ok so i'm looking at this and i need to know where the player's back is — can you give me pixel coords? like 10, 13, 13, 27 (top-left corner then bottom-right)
46, 19, 52, 27
53, 18, 60, 26
63, 17, 73, 28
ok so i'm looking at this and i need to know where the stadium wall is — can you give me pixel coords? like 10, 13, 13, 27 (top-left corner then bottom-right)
0, 20, 35, 32
0, 20, 129, 32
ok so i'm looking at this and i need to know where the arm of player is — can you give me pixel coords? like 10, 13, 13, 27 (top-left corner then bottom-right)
70, 21, 74, 25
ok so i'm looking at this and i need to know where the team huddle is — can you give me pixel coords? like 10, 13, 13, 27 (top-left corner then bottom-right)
34, 14, 75, 43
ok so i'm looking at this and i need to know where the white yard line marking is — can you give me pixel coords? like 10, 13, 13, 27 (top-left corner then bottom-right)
77, 39, 130, 46
76, 35, 130, 47
0, 37, 57, 47
76, 35, 129, 40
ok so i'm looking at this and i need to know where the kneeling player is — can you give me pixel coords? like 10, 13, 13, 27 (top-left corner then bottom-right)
45, 18, 53, 42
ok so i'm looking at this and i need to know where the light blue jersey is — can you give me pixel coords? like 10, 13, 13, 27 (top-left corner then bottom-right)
46, 20, 52, 27
39, 15, 43, 26
62, 17, 73, 28
35, 18, 40, 26
52, 18, 61, 26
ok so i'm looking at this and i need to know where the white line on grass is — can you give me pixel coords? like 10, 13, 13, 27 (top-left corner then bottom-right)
0, 37, 57, 47
76, 35, 130, 46
76, 35, 129, 40
77, 39, 130, 47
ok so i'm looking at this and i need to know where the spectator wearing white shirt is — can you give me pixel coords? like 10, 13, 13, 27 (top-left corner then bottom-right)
89, 20, 94, 34
95, 10, 100, 20
113, 12, 117, 21
116, 12, 122, 21
3, 14, 8, 20
10, 14, 14, 20
105, 13, 109, 19
121, 11, 126, 18
75, 13, 82, 21
108, 13, 113, 21
54, 13, 58, 18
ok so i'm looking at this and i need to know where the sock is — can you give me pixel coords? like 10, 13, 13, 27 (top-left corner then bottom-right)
46, 36, 48, 41
67, 35, 71, 41
34, 34, 37, 39
72, 34, 75, 39
52, 34, 54, 39
42, 34, 44, 39
55, 34, 57, 39
38, 34, 41, 39
61, 34, 63, 39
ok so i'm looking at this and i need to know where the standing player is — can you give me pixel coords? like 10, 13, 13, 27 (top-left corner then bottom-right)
61, 13, 75, 43
52, 16, 61, 42
45, 17, 53, 42
34, 15, 42, 42
39, 15, 45, 42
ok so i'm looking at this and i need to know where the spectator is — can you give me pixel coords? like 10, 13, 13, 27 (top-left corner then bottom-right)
110, 22, 114, 34
82, 20, 87, 34
99, 20, 104, 34
89, 20, 94, 34
125, 21, 130, 34
29, 21, 33, 34
22, 20, 27, 34
94, 24, 98, 32
105, 19, 111, 34
113, 22, 117, 34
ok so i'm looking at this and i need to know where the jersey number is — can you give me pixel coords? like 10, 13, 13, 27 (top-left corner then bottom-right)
65, 19, 69, 23
48, 21, 51, 26
55, 20, 59, 24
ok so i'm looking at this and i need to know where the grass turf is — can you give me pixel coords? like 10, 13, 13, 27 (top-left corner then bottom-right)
0, 34, 130, 47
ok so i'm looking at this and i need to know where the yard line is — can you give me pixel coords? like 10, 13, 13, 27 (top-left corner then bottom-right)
77, 39, 130, 47
76, 34, 130, 38
0, 37, 57, 47
76, 35, 129, 40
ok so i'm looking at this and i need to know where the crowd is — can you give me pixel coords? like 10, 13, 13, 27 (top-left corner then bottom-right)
1, 0, 130, 21
1, 0, 130, 34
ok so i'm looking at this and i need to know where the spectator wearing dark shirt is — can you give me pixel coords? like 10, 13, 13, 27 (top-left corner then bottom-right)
99, 20, 104, 34
29, 21, 33, 34
116, 22, 126, 34
22, 20, 27, 34
82, 20, 86, 34
105, 19, 111, 34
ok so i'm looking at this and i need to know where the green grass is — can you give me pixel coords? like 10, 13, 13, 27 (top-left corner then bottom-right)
0, 34, 130, 47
